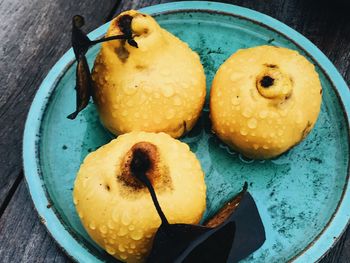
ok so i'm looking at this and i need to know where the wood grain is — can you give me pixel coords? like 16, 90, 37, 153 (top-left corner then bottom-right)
0, 0, 117, 212
0, 0, 349, 262
0, 181, 72, 262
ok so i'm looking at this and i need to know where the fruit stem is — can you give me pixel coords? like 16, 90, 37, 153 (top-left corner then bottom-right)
90, 35, 128, 45
130, 148, 169, 225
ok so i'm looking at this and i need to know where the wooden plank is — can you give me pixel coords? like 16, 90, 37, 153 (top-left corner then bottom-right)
0, 0, 117, 212
115, 0, 173, 13
0, 181, 71, 262
0, 0, 349, 262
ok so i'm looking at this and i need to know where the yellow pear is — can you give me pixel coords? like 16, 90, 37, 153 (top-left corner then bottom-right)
73, 132, 206, 262
92, 10, 206, 138
210, 45, 322, 159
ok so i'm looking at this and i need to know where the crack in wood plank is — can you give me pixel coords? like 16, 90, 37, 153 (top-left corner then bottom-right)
0, 171, 23, 218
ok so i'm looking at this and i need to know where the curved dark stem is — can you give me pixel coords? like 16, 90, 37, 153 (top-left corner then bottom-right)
90, 34, 128, 45
68, 14, 138, 120
143, 179, 169, 225
130, 148, 169, 225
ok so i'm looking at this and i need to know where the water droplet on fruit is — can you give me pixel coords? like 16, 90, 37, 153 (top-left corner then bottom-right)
242, 108, 253, 118
240, 128, 248, 136
78, 211, 83, 219
248, 118, 258, 129
117, 227, 128, 237
99, 225, 108, 234
73, 197, 78, 205
118, 244, 126, 252
253, 144, 259, 150
106, 246, 116, 255
109, 239, 115, 245
162, 86, 174, 97
107, 220, 115, 230
128, 224, 135, 231
259, 110, 268, 119
131, 230, 143, 240
89, 221, 96, 230
263, 145, 269, 149
120, 254, 128, 260
130, 243, 136, 249
121, 212, 132, 225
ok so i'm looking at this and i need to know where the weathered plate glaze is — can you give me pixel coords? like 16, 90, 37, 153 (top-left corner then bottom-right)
23, 1, 350, 263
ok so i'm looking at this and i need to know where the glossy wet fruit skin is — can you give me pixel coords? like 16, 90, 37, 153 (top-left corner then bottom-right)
92, 10, 206, 138
73, 132, 206, 263
210, 45, 322, 159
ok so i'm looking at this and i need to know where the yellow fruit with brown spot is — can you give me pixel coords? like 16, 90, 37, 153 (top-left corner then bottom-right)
210, 45, 322, 159
73, 132, 206, 263
92, 10, 206, 138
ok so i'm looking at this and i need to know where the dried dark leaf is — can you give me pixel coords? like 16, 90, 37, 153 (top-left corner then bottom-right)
180, 221, 236, 263
67, 15, 138, 120
147, 223, 209, 263
67, 55, 92, 119
146, 183, 265, 263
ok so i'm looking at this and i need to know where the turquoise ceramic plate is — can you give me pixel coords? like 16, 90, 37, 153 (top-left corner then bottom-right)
23, 1, 350, 262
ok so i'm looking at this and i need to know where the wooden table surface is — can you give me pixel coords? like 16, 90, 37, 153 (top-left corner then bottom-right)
0, 0, 349, 262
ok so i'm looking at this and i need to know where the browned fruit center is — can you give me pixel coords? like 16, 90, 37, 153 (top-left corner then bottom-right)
118, 142, 172, 191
